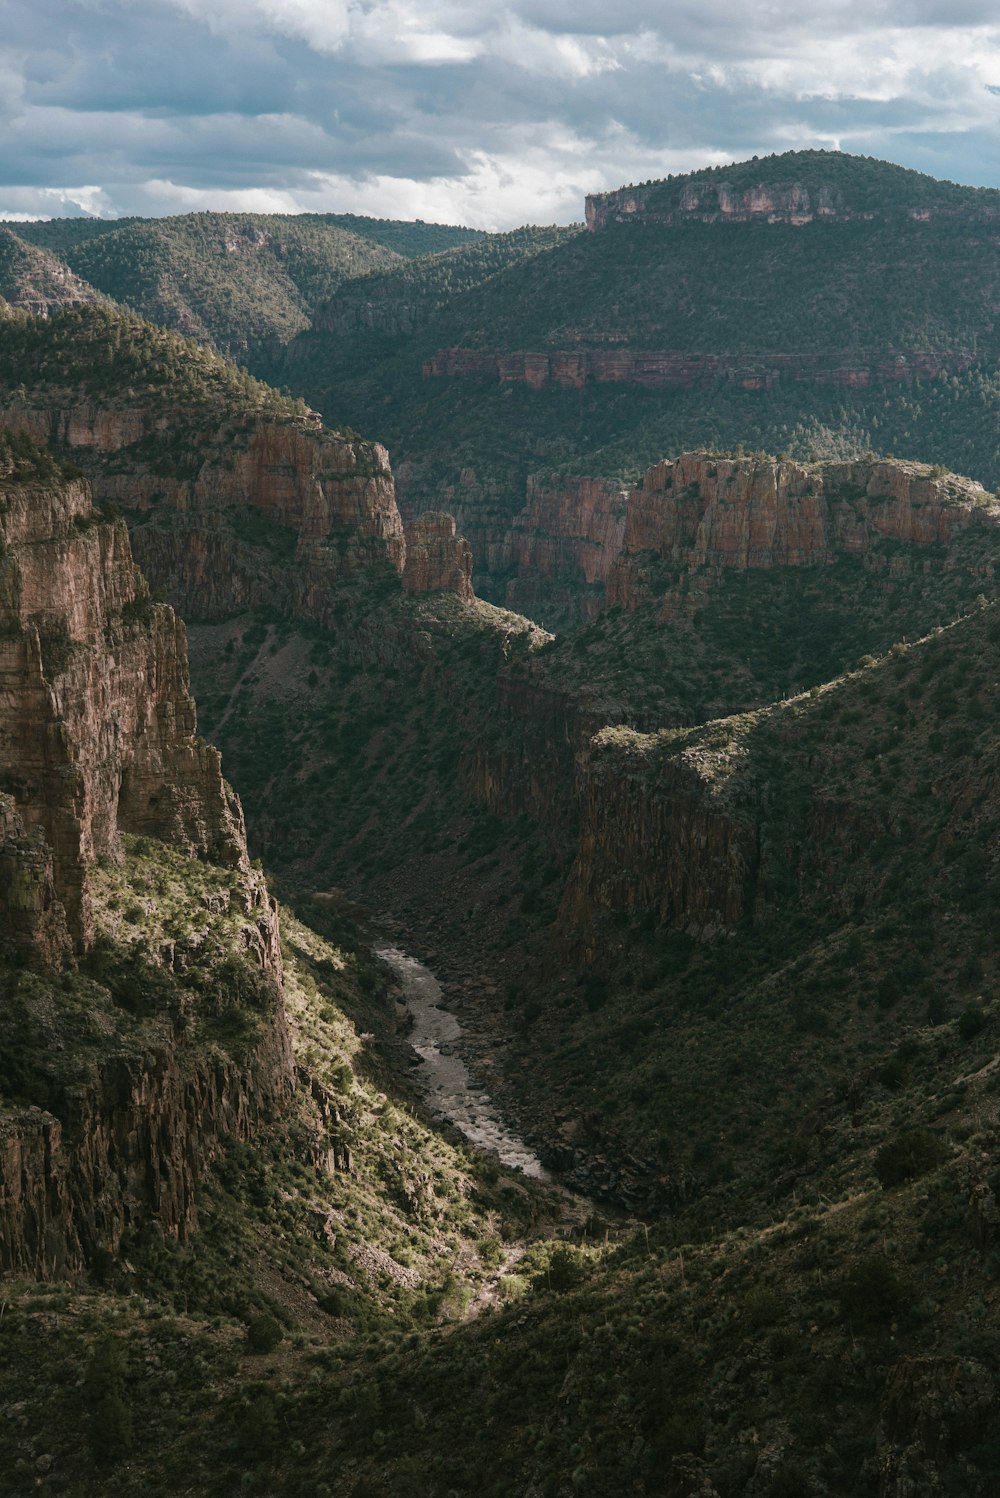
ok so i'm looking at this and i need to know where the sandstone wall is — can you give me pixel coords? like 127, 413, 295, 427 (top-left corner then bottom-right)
402, 512, 473, 601
0, 404, 408, 626
0, 476, 248, 948
423, 347, 974, 392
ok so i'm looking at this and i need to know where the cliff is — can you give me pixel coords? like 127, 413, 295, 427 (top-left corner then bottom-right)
423, 347, 975, 391
608, 452, 1000, 609
402, 512, 473, 601
0, 454, 293, 1278
0, 403, 407, 620
584, 152, 1000, 230
0, 471, 248, 948
501, 475, 628, 626
559, 727, 756, 947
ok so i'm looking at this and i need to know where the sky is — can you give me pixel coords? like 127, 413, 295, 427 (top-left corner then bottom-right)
3, 0, 1000, 228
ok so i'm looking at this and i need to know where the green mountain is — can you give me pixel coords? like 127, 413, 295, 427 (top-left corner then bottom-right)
7, 211, 483, 356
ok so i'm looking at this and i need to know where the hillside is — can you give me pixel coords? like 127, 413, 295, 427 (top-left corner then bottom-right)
0, 226, 105, 316
7, 211, 483, 356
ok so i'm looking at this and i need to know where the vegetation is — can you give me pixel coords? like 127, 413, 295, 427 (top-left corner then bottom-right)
6, 211, 484, 355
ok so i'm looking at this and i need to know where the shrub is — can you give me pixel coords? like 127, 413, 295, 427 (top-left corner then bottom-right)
245, 1313, 283, 1353
837, 1256, 910, 1325
874, 1128, 949, 1187
958, 1006, 987, 1040
84, 1338, 133, 1464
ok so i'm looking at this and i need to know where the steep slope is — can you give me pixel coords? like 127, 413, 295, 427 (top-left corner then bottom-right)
0, 227, 103, 316
0, 435, 291, 1276
0, 304, 410, 625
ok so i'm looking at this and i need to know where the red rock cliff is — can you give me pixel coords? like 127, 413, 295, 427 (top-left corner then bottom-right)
402, 512, 474, 601
609, 452, 1000, 608
0, 473, 248, 948
0, 465, 293, 1277
0, 403, 407, 626
422, 347, 973, 392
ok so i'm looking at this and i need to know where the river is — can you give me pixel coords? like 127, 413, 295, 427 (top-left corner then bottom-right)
375, 945, 550, 1181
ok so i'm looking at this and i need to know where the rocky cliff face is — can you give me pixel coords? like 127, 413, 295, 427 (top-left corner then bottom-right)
0, 401, 480, 624
402, 512, 473, 601
501, 476, 628, 626
0, 472, 247, 949
584, 176, 1000, 229
0, 997, 291, 1279
559, 728, 756, 948
0, 461, 293, 1278
423, 347, 974, 392
0, 405, 407, 623
609, 452, 1000, 609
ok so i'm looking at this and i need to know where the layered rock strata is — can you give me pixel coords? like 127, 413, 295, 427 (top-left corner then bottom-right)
584, 177, 1000, 229
0, 473, 247, 948
0, 404, 476, 619
501, 476, 628, 625
402, 512, 473, 601
423, 347, 974, 392
0, 465, 293, 1277
609, 452, 1000, 609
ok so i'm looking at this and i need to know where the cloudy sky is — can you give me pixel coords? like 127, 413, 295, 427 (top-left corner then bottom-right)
3, 0, 1000, 227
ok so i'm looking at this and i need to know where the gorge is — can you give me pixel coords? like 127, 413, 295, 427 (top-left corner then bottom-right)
2, 149, 1000, 1498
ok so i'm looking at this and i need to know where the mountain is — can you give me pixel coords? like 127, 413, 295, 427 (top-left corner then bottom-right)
8, 211, 484, 356
263, 150, 1000, 618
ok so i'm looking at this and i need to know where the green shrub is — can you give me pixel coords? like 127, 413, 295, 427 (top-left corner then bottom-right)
837, 1256, 910, 1325
245, 1313, 283, 1353
875, 1128, 949, 1187
958, 1006, 987, 1040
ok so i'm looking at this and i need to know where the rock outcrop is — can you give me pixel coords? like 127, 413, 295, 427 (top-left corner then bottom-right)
501, 476, 628, 625
559, 728, 756, 948
0, 472, 247, 949
585, 169, 1000, 229
0, 405, 407, 626
609, 452, 1000, 609
0, 999, 292, 1279
402, 512, 473, 601
423, 347, 975, 392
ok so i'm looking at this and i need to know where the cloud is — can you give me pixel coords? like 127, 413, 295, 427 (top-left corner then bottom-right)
0, 1, 999, 228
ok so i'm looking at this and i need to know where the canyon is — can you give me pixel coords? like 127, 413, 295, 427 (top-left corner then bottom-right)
3, 153, 1000, 1496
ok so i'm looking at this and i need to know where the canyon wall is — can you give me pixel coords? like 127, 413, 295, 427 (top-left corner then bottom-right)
423, 347, 975, 392
609, 452, 1000, 607
0, 464, 293, 1278
0, 401, 475, 619
0, 473, 247, 948
402, 512, 473, 602
560, 729, 757, 948
501, 476, 628, 625
584, 179, 1000, 230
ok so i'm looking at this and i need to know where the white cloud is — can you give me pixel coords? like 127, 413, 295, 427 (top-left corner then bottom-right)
3, 1, 1000, 227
